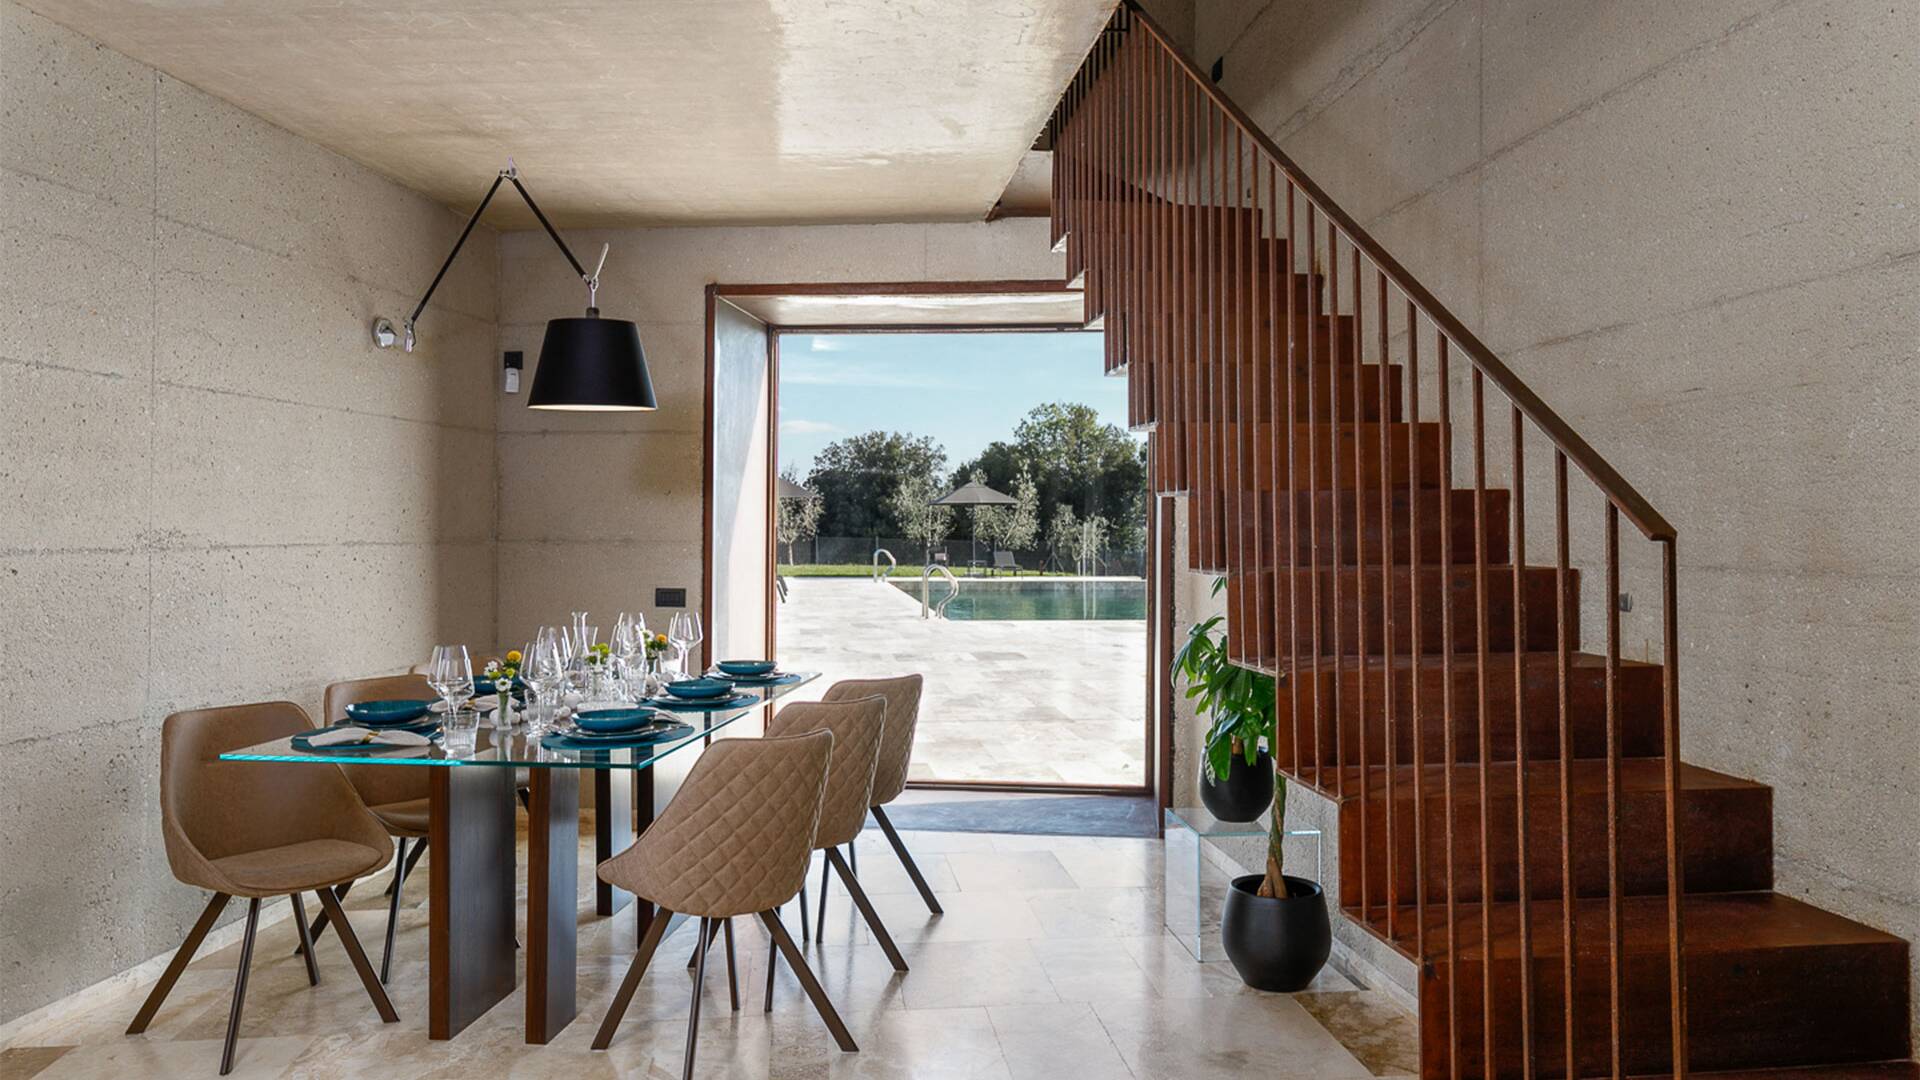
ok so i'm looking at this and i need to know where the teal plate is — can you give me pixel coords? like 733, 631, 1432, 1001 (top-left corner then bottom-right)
574, 707, 664, 733
540, 723, 693, 752
723, 671, 803, 687
345, 699, 432, 726
649, 691, 758, 711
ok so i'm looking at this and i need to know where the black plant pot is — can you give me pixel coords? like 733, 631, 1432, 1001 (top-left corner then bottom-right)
1198, 749, 1274, 822
1220, 873, 1331, 992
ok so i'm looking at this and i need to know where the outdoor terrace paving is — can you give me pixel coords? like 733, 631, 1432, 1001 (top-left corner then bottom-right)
776, 576, 1148, 788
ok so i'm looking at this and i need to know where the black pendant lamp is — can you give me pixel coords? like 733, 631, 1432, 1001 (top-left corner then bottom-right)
372, 160, 657, 412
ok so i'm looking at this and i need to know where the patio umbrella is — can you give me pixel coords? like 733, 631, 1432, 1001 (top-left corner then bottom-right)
931, 479, 1017, 568
777, 475, 815, 500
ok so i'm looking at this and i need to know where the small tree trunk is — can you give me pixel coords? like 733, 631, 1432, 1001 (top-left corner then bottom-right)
1256, 777, 1288, 898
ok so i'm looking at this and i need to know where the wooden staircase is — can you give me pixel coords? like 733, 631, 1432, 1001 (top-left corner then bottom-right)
1049, 5, 1913, 1078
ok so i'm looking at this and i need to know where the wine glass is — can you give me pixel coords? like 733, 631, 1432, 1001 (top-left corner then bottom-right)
526, 629, 564, 733
429, 645, 476, 752
667, 613, 694, 679
683, 612, 703, 674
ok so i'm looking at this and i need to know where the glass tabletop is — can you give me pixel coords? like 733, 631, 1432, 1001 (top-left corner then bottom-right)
219, 672, 818, 770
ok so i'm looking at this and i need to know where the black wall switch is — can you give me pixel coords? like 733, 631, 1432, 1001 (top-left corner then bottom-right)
655, 587, 687, 608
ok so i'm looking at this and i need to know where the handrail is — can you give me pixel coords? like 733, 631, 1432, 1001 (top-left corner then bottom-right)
921, 564, 959, 619
1103, 1, 1674, 542
871, 547, 897, 582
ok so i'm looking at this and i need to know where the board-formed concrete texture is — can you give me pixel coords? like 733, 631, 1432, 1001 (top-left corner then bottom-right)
0, 0, 500, 1026
15, 0, 1116, 228
1188, 0, 1920, 1045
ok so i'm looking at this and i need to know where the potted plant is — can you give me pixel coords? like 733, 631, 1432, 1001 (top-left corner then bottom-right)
1174, 611, 1275, 822
1174, 594, 1331, 993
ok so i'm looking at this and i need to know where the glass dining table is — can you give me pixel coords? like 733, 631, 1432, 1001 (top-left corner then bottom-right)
219, 673, 818, 1045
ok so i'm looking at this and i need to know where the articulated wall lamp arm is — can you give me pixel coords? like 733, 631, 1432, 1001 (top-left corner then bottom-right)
374, 160, 604, 351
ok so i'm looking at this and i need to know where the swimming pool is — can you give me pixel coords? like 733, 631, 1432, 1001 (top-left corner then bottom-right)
889, 578, 1146, 621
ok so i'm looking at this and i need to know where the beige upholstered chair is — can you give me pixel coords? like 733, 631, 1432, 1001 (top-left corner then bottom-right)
311, 674, 435, 982
822, 675, 941, 914
592, 730, 853, 1076
761, 695, 908, 1010
131, 702, 398, 1074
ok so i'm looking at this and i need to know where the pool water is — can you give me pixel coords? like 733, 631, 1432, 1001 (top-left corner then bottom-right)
889, 578, 1146, 621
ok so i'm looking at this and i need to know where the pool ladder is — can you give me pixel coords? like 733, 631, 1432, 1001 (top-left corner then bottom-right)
921, 564, 959, 619
871, 547, 897, 582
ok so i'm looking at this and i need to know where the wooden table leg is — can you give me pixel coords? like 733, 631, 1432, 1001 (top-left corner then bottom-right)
527, 768, 579, 1044
593, 768, 633, 916
428, 766, 517, 1040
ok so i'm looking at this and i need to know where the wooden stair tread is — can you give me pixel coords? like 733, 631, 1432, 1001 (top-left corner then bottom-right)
1362, 891, 1907, 964
1244, 650, 1661, 677
1327, 758, 1764, 802
1657, 1065, 1920, 1080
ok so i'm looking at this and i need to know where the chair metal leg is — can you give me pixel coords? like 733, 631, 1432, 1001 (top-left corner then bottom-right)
849, 834, 858, 875
386, 836, 428, 895
381, 837, 408, 984
759, 909, 856, 1052
592, 904, 673, 1050
314, 885, 399, 1023
294, 881, 352, 955
722, 917, 739, 1012
218, 898, 261, 1076
798, 880, 811, 942
764, 925, 778, 1013
873, 805, 942, 914
815, 849, 831, 939
128, 891, 229, 1035
826, 847, 907, 972
290, 893, 320, 986
683, 917, 711, 1080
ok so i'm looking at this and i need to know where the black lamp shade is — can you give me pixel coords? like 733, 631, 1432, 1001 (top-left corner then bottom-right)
527, 316, 657, 411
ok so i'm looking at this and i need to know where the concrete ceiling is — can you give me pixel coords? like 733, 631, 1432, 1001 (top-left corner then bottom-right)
23, 0, 1109, 228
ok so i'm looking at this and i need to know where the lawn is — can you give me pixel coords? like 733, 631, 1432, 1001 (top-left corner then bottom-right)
780, 563, 1051, 578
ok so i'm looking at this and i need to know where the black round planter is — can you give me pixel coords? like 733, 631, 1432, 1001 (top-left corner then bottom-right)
1198, 749, 1274, 822
1220, 873, 1331, 992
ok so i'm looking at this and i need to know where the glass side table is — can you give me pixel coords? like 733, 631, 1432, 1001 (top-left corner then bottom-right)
1163, 806, 1323, 962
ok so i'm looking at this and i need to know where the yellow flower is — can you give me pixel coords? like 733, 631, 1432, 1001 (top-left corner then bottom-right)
505, 649, 523, 664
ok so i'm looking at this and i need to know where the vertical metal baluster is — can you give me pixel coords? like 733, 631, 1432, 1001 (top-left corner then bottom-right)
1329, 219, 1343, 804
1555, 450, 1576, 1078
1661, 538, 1688, 1080
1378, 268, 1396, 943
1227, 126, 1244, 647
1512, 405, 1535, 1078
1407, 301, 1426, 961
1472, 370, 1493, 1072
1212, 108, 1228, 573
1285, 181, 1303, 782
1605, 502, 1624, 1080
1304, 203, 1321, 789
1351, 233, 1369, 920
1436, 332, 1458, 1080
1248, 151, 1267, 667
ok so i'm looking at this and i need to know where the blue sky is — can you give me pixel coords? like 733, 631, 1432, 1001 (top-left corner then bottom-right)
778, 331, 1136, 478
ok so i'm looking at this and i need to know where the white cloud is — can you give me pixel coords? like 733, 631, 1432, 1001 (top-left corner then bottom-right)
808, 338, 845, 352
780, 418, 841, 435
782, 357, 956, 389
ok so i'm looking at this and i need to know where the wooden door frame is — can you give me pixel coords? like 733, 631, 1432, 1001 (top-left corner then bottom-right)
701, 279, 1162, 802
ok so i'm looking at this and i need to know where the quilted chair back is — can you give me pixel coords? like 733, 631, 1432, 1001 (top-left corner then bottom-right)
765, 695, 887, 850
822, 674, 922, 807
324, 674, 436, 810
598, 729, 833, 918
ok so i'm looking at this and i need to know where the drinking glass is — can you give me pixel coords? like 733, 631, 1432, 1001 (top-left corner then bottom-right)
667, 613, 694, 679
527, 629, 564, 732
429, 645, 476, 752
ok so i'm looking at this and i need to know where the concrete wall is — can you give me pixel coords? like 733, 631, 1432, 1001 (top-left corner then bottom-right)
1185, 0, 1920, 1035
0, 0, 498, 1024
493, 218, 1065, 652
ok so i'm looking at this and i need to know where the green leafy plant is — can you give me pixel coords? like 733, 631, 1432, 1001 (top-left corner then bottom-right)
1173, 579, 1291, 898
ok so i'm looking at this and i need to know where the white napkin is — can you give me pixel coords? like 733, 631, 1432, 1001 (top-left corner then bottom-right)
308, 726, 432, 747
430, 699, 495, 714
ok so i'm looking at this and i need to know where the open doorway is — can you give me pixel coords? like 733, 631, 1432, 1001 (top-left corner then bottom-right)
704, 281, 1167, 804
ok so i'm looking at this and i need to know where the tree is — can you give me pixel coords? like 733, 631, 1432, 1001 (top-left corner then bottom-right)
775, 467, 822, 564
953, 403, 1145, 549
1000, 464, 1041, 551
888, 472, 953, 562
806, 431, 947, 538
1046, 504, 1079, 570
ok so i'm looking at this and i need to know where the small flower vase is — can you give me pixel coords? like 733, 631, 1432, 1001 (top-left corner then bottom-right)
498, 687, 512, 726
